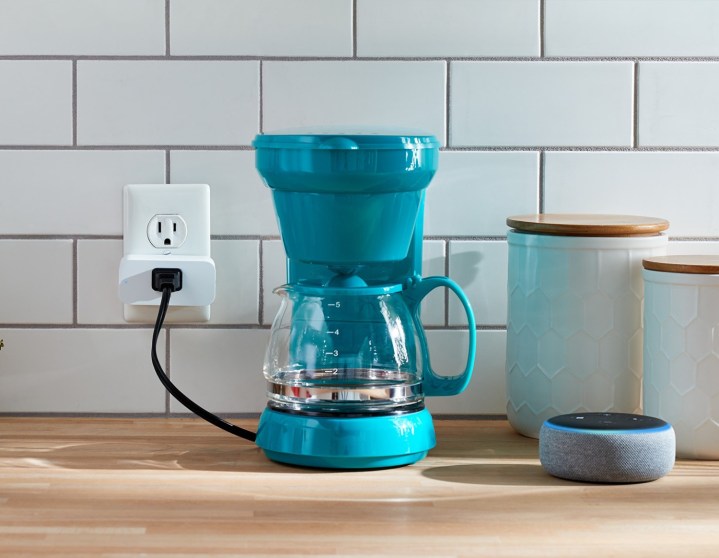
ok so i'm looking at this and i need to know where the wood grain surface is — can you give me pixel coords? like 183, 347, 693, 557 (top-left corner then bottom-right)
643, 255, 719, 274
0, 417, 717, 557
506, 214, 670, 236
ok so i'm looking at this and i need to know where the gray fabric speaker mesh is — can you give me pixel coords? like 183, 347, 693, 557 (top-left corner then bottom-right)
539, 424, 676, 483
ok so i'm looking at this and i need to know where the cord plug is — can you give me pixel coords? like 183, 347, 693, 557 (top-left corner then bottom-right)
119, 255, 214, 309
152, 268, 183, 292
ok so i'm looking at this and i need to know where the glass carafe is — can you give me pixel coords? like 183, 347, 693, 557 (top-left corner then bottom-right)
264, 277, 476, 416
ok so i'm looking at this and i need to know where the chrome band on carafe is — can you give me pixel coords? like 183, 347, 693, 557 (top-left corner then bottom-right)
266, 368, 423, 415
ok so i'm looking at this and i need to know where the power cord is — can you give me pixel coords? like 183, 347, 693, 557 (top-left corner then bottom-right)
151, 268, 257, 442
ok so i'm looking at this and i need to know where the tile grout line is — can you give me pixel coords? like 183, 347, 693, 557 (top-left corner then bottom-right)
445, 61, 451, 146
538, 151, 545, 213
6, 145, 719, 152
72, 60, 77, 145
444, 239, 450, 327
258, 240, 264, 326
258, 61, 264, 133
165, 150, 171, 183
0, 324, 155, 330
72, 239, 78, 325
539, 0, 545, 58
428, 325, 508, 332
633, 61, 640, 148
7, 55, 718, 62
165, 0, 170, 56
0, 322, 504, 331
352, 0, 358, 58
0, 145, 257, 151
4, 234, 718, 242
0, 411, 504, 419
0, 234, 719, 242
442, 146, 719, 152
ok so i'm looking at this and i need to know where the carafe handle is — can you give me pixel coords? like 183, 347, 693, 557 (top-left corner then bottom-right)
403, 276, 476, 396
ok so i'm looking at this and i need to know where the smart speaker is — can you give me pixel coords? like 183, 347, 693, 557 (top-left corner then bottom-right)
539, 413, 675, 483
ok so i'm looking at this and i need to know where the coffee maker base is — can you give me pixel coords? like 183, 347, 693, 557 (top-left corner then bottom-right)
255, 407, 436, 469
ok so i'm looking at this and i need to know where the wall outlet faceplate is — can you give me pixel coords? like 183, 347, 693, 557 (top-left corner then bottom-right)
118, 184, 216, 323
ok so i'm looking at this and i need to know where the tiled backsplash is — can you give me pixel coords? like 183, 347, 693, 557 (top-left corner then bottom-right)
2, 0, 719, 416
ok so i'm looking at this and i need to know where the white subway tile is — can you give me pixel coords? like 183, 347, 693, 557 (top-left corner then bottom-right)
358, 0, 538, 57
78, 61, 259, 145
639, 62, 719, 147
426, 330, 507, 415
77, 239, 124, 325
667, 241, 719, 256
0, 329, 166, 412
546, 0, 719, 57
261, 240, 287, 326
170, 329, 268, 414
544, 152, 719, 237
450, 62, 633, 147
263, 61, 447, 145
421, 241, 446, 327
0, 241, 73, 324
0, 151, 164, 235
448, 241, 508, 326
0, 0, 164, 55
425, 151, 539, 236
171, 0, 351, 56
0, 61, 71, 145
210, 240, 259, 325
170, 151, 278, 236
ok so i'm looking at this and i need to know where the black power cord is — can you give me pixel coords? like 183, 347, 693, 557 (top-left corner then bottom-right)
151, 268, 257, 442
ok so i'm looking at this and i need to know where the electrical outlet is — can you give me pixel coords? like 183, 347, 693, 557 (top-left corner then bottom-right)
118, 184, 216, 323
147, 214, 188, 248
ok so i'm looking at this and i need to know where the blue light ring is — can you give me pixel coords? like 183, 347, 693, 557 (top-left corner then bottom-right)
542, 421, 672, 435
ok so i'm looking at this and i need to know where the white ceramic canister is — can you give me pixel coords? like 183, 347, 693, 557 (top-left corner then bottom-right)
643, 255, 719, 459
506, 214, 669, 438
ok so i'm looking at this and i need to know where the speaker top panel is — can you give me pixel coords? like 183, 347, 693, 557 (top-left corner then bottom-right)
545, 412, 670, 433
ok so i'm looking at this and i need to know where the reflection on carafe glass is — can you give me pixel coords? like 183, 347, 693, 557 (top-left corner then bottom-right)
267, 367, 422, 414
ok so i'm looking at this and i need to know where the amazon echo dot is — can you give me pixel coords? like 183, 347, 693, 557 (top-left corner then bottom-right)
539, 413, 675, 483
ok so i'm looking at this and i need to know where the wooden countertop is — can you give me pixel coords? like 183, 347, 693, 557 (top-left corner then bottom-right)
0, 417, 718, 557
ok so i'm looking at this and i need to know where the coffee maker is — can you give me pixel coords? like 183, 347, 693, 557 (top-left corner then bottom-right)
252, 133, 477, 469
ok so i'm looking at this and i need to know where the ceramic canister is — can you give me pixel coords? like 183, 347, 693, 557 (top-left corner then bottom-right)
643, 256, 719, 459
506, 214, 669, 438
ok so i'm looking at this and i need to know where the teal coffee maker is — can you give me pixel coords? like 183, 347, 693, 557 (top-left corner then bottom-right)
253, 133, 477, 468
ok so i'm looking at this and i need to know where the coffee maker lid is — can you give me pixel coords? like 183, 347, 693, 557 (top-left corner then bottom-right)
254, 130, 440, 194
253, 131, 440, 150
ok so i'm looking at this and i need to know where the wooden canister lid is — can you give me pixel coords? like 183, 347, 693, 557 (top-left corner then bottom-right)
643, 255, 719, 274
507, 214, 670, 237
